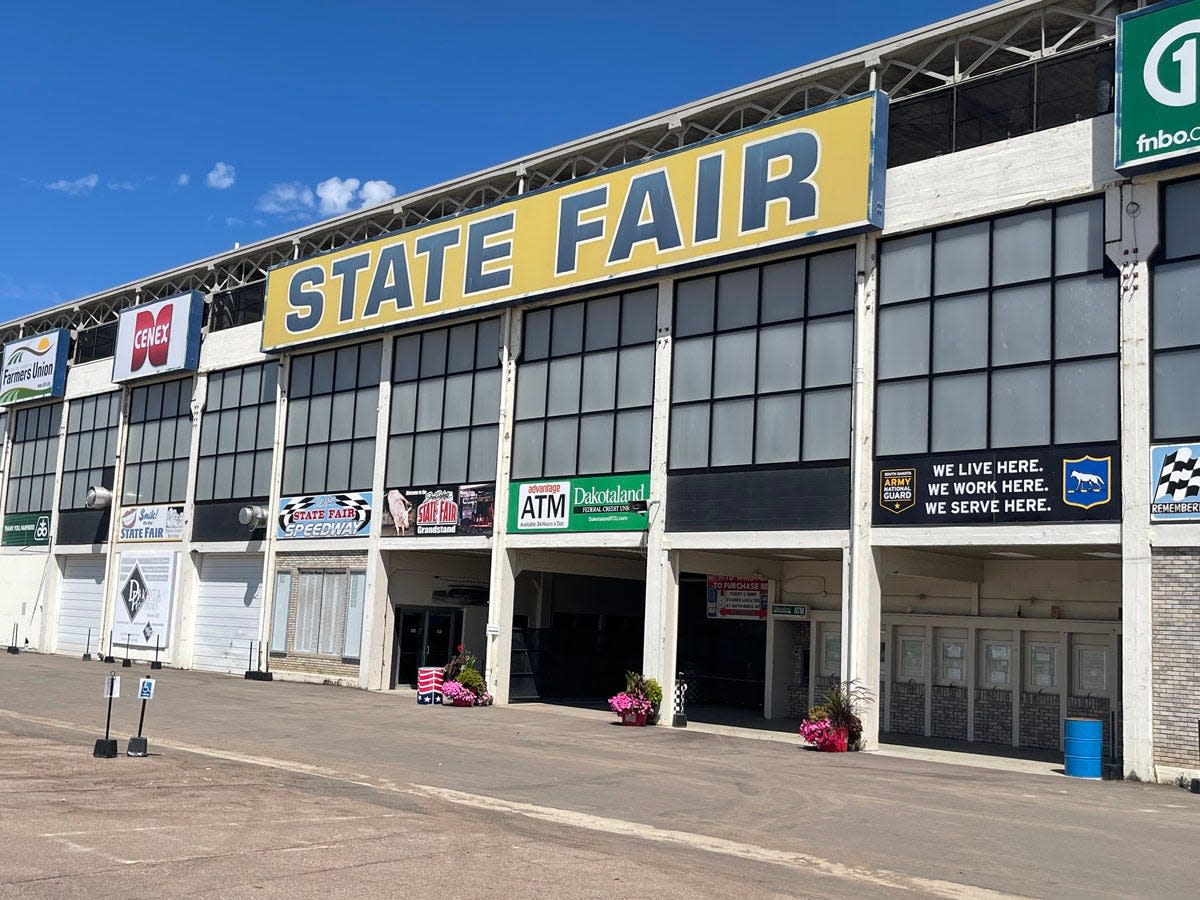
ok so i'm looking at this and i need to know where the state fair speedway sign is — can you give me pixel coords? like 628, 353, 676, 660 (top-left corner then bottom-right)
262, 92, 887, 352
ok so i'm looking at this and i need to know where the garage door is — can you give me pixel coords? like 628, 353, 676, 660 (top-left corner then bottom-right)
193, 554, 263, 673
56, 556, 106, 656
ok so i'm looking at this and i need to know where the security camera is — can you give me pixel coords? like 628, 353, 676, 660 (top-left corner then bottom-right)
85, 486, 112, 509
238, 505, 268, 528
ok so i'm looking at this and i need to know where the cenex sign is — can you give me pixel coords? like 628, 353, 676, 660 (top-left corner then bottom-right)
112, 292, 205, 383
1116, 0, 1200, 171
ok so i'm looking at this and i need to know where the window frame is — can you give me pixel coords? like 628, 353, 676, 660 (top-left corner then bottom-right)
981, 639, 1013, 688
875, 196, 1118, 457
1025, 640, 1060, 692
1151, 175, 1200, 442
282, 341, 381, 496
668, 247, 856, 472
5, 402, 62, 515
59, 391, 120, 511
388, 318, 502, 490
514, 289, 657, 480
287, 567, 364, 661
195, 362, 278, 503
122, 376, 194, 506
937, 638, 967, 687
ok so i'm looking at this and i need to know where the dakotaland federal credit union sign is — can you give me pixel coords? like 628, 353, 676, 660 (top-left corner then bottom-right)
262, 92, 887, 352
1116, 0, 1200, 171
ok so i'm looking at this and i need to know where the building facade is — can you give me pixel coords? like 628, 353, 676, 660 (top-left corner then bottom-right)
2, 0, 1199, 783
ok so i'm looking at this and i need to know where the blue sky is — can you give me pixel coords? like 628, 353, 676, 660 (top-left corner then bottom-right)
0, 1, 977, 322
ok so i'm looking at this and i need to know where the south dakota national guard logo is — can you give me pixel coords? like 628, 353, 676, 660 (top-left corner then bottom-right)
1063, 456, 1111, 510
879, 468, 916, 514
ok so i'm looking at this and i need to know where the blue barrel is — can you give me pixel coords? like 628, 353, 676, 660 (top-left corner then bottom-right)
1064, 717, 1103, 778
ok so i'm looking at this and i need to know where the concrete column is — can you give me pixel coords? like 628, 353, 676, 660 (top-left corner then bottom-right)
256, 356, 290, 675
844, 234, 882, 749
99, 388, 134, 661
35, 399, 70, 651
642, 277, 677, 713
175, 372, 208, 670
361, 338, 393, 689
1113, 179, 1158, 780
485, 309, 521, 703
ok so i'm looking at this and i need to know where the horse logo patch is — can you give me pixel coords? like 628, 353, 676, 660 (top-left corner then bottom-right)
1063, 456, 1111, 510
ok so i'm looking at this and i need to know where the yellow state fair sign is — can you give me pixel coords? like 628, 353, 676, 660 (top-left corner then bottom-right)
262, 91, 887, 352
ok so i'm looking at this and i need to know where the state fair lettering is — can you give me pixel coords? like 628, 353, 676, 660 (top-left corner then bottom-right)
263, 93, 885, 352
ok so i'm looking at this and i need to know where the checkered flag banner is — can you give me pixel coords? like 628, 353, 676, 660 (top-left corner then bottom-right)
278, 495, 316, 532
334, 493, 372, 530
1155, 447, 1200, 501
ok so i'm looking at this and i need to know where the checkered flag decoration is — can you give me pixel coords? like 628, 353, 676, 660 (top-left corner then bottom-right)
335, 493, 372, 531
1155, 447, 1200, 501
278, 495, 317, 533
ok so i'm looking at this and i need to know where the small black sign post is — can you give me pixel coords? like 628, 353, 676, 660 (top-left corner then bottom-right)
122, 635, 132, 668
6, 624, 18, 655
102, 629, 115, 664
93, 671, 119, 758
83, 627, 93, 661
244, 640, 273, 681
127, 677, 154, 757
150, 634, 162, 670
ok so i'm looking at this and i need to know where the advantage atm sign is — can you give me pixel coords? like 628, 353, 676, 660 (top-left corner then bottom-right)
262, 92, 887, 352
509, 474, 650, 533
1116, 0, 1200, 171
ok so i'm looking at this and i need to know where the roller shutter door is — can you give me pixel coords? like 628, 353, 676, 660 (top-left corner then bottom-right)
56, 556, 105, 656
193, 554, 263, 673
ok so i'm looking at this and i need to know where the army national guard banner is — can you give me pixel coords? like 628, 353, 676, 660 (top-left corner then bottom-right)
874, 445, 1120, 525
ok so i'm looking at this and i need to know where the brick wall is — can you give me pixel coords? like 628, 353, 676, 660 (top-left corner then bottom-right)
931, 685, 967, 740
271, 551, 368, 684
975, 689, 1013, 745
889, 682, 925, 735
787, 621, 811, 717
1152, 547, 1200, 769
1068, 696, 1113, 760
1019, 692, 1060, 750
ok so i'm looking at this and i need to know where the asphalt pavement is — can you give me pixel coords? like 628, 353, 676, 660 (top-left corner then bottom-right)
1, 652, 1197, 898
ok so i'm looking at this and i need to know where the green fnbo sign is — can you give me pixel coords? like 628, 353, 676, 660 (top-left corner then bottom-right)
1117, 0, 1200, 171
508, 473, 650, 533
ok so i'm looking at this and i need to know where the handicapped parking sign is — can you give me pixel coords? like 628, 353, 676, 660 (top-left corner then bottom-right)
138, 678, 155, 700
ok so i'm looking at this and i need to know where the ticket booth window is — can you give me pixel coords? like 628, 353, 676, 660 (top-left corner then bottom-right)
983, 641, 1011, 686
939, 639, 966, 686
899, 638, 925, 680
1026, 642, 1058, 690
1074, 644, 1109, 694
822, 631, 841, 676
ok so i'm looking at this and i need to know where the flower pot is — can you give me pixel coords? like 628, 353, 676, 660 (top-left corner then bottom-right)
820, 727, 849, 752
620, 710, 647, 726
450, 697, 475, 707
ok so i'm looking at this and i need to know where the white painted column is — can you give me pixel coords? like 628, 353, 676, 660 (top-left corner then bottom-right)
485, 309, 521, 703
642, 277, 678, 718
256, 356, 290, 676
176, 372, 208, 670
361, 339, 393, 689
1114, 179, 1158, 780
100, 388, 133, 661
844, 234, 883, 749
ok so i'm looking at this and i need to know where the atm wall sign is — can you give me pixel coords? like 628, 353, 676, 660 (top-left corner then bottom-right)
509, 474, 651, 533
1117, 0, 1200, 171
262, 92, 886, 352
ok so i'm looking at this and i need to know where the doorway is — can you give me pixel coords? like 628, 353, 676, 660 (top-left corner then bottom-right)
392, 608, 462, 689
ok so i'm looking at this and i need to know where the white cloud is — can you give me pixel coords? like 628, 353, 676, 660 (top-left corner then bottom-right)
177, 172, 190, 186
257, 181, 314, 215
359, 179, 397, 207
107, 181, 135, 191
225, 216, 244, 227
206, 161, 236, 189
316, 176, 360, 215
47, 174, 98, 195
